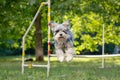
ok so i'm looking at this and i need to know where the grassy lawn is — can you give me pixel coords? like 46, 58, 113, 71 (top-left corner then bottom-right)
0, 56, 120, 80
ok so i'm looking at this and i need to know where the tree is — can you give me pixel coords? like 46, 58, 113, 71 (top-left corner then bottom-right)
35, 13, 44, 61
0, 0, 120, 57
50, 0, 120, 54
0, 0, 46, 60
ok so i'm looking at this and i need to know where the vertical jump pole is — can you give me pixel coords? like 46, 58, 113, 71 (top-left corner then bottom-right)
102, 24, 105, 68
47, 0, 51, 77
22, 38, 25, 74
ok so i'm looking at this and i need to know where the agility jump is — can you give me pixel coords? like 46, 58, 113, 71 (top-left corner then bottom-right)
22, 0, 120, 77
22, 0, 51, 77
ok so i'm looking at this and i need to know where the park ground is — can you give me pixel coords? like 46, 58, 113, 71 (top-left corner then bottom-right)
0, 56, 120, 80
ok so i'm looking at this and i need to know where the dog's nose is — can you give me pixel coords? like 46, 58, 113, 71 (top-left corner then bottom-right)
60, 34, 62, 36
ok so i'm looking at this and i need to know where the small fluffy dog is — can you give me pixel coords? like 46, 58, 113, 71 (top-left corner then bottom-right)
50, 20, 74, 62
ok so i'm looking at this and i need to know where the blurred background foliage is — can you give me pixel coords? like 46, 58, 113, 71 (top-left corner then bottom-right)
0, 0, 120, 56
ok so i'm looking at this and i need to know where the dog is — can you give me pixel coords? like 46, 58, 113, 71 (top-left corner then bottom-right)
50, 20, 74, 62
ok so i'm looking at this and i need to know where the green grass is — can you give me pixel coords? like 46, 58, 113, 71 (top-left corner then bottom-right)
0, 56, 120, 80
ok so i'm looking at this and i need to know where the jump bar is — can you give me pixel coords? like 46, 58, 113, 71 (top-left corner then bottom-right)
24, 64, 48, 67
50, 54, 120, 58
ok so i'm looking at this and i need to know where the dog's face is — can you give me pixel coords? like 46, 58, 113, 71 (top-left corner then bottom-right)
50, 21, 70, 42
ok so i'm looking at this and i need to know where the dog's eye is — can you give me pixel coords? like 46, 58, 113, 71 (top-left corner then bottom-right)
54, 30, 59, 35
63, 30, 67, 34
55, 30, 59, 33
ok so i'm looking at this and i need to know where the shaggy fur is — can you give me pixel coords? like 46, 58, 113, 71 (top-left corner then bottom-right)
50, 20, 74, 62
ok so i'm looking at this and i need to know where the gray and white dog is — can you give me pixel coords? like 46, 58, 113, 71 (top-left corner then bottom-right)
50, 20, 74, 62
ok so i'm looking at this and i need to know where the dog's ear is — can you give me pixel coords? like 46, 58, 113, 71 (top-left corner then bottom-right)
62, 20, 70, 29
49, 21, 58, 31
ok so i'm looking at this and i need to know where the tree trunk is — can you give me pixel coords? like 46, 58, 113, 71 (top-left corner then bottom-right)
34, 13, 44, 61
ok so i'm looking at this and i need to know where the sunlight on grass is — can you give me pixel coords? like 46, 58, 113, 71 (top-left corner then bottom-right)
0, 56, 120, 80
73, 58, 97, 62
44, 56, 100, 62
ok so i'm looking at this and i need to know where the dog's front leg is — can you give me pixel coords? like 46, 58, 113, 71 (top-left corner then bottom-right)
65, 48, 74, 62
55, 49, 65, 62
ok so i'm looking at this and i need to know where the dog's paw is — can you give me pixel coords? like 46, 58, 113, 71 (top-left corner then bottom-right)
57, 55, 64, 62
65, 54, 73, 62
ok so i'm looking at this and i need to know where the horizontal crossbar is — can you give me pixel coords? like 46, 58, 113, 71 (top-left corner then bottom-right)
50, 54, 120, 58
24, 64, 48, 67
